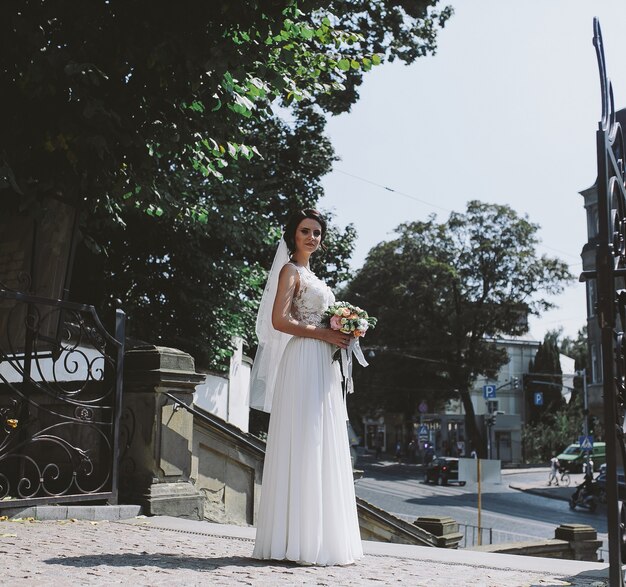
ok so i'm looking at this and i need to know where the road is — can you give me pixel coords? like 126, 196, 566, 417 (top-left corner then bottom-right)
354, 457, 608, 553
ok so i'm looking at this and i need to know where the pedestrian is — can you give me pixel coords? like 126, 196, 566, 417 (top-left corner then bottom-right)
250, 209, 363, 566
548, 454, 560, 486
457, 439, 465, 458
395, 441, 402, 462
583, 455, 594, 483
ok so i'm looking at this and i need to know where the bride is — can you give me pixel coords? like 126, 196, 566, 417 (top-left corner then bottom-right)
250, 209, 363, 566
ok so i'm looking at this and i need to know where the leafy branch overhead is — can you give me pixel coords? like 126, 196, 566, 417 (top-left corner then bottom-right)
0, 0, 452, 225
1, 0, 452, 370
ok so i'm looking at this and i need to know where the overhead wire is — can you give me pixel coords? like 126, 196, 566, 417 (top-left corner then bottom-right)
333, 168, 583, 267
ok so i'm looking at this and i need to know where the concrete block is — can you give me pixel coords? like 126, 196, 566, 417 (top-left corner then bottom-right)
144, 481, 203, 520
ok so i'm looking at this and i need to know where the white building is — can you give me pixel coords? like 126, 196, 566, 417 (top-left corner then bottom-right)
444, 334, 574, 464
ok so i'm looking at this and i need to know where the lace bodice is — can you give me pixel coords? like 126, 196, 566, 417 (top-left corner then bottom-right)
290, 263, 335, 327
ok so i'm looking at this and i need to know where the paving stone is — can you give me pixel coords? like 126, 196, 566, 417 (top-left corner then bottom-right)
0, 517, 611, 586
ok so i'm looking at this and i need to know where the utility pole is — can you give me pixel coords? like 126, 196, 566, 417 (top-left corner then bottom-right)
483, 377, 518, 459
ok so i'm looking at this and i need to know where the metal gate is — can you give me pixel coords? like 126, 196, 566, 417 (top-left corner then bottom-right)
0, 289, 124, 508
582, 18, 626, 586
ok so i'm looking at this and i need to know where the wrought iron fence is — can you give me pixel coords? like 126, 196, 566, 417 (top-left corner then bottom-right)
0, 289, 124, 507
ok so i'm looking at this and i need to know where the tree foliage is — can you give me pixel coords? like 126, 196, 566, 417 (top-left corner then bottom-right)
522, 396, 584, 464
71, 108, 355, 367
344, 201, 573, 455
525, 331, 564, 425
522, 328, 588, 463
1, 0, 451, 368
0, 0, 451, 225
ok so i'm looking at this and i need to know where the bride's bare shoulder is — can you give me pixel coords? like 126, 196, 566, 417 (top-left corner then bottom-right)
278, 262, 300, 283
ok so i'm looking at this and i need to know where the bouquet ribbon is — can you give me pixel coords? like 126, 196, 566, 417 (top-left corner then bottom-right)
340, 338, 369, 396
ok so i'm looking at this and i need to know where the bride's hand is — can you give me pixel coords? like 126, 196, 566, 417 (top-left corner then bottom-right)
322, 328, 351, 349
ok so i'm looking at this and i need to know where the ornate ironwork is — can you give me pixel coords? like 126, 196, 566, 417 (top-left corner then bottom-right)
591, 17, 626, 585
0, 289, 124, 507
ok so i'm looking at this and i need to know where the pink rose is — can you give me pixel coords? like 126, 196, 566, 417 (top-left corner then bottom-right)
330, 315, 343, 330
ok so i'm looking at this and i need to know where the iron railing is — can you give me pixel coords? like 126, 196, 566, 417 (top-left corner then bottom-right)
0, 289, 124, 507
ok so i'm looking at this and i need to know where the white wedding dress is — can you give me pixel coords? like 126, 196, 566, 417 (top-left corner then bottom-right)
252, 263, 363, 566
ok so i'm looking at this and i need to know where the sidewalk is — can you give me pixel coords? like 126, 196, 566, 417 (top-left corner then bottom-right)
505, 468, 581, 502
1, 513, 610, 586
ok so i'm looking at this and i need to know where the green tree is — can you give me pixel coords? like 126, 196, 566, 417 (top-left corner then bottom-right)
0, 0, 451, 227
1, 1, 451, 367
560, 326, 588, 371
344, 201, 572, 455
71, 109, 355, 368
525, 331, 564, 425
522, 328, 588, 463
522, 397, 584, 464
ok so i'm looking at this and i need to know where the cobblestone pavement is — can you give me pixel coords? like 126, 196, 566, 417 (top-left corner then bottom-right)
0, 516, 610, 586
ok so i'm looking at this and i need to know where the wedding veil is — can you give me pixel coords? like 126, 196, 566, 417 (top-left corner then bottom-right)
249, 237, 291, 412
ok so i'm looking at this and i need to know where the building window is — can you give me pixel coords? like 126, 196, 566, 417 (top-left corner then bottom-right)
587, 205, 599, 239
592, 345, 600, 383
587, 281, 597, 317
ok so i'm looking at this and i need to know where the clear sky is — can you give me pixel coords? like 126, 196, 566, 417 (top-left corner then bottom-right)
319, 0, 626, 343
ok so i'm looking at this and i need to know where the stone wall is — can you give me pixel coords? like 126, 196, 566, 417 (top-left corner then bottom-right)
191, 406, 265, 525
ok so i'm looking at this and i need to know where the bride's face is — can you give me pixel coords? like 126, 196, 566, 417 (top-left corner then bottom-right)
294, 218, 323, 255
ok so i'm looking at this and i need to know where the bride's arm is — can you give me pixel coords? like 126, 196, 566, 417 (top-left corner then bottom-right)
272, 264, 350, 349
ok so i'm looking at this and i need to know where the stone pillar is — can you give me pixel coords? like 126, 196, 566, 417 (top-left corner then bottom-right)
119, 345, 205, 519
554, 523, 602, 561
414, 516, 463, 548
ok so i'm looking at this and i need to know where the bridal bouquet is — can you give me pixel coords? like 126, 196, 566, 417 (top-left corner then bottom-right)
324, 301, 377, 395
324, 301, 377, 339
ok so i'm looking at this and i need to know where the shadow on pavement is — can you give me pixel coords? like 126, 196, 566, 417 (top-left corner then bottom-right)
43, 553, 295, 570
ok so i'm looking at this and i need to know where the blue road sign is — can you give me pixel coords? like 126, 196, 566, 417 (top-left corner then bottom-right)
483, 385, 496, 399
533, 392, 544, 406
579, 435, 594, 451
418, 424, 429, 438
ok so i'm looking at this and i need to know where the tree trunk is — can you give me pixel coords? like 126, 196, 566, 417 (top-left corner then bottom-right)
459, 388, 486, 457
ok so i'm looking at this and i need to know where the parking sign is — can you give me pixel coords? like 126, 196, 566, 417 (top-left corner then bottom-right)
483, 385, 496, 399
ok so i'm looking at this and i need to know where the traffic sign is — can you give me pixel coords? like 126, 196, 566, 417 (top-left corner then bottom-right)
418, 424, 429, 439
418, 401, 428, 414
483, 384, 496, 399
533, 392, 543, 406
579, 435, 594, 451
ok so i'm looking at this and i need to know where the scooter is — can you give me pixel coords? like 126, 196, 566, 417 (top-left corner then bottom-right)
569, 484, 598, 513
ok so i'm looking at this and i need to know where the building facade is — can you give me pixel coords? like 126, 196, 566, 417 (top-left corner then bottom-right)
443, 335, 540, 465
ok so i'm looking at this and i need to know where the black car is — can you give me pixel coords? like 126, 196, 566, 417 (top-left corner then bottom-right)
424, 457, 466, 486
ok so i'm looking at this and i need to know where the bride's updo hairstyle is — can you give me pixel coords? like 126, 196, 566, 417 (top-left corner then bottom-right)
283, 209, 327, 254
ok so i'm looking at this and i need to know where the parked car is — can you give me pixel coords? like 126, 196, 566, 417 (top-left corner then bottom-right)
424, 457, 466, 486
556, 442, 606, 472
